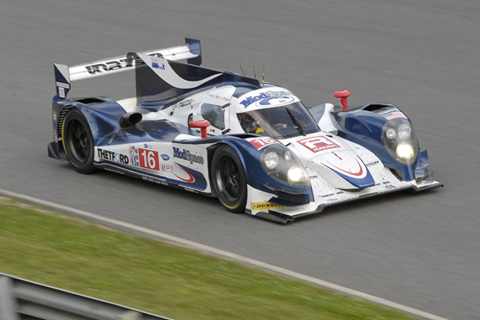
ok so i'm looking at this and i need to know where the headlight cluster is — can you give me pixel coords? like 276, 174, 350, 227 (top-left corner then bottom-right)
382, 119, 419, 165
260, 145, 310, 187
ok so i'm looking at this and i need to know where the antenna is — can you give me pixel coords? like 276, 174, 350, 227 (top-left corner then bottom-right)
253, 66, 256, 79
240, 66, 246, 76
262, 66, 265, 86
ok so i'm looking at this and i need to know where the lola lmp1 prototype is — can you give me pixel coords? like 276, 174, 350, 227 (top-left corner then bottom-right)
48, 38, 442, 223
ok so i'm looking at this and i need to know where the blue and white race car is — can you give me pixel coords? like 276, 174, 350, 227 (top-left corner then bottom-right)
48, 38, 443, 223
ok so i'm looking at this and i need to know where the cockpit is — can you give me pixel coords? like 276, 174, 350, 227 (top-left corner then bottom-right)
237, 101, 320, 139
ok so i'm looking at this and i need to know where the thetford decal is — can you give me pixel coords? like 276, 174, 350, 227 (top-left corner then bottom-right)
247, 137, 279, 150
98, 148, 129, 164
297, 136, 341, 153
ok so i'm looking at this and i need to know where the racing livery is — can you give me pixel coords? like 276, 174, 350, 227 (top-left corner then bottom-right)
48, 38, 443, 223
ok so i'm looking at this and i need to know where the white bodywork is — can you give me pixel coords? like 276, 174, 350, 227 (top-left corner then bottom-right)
115, 85, 441, 221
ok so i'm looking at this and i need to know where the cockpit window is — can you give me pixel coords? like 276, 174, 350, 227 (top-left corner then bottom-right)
237, 102, 320, 139
201, 103, 225, 129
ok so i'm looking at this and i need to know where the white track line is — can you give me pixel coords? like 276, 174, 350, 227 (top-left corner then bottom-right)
0, 188, 448, 320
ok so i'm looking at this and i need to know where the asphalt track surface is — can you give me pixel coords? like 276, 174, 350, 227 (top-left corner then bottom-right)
0, 1, 478, 319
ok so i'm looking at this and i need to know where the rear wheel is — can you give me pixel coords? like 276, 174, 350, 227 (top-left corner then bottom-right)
62, 109, 96, 174
211, 145, 247, 213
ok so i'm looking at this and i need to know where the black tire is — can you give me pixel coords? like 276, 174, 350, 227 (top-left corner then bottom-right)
211, 145, 247, 213
62, 109, 96, 174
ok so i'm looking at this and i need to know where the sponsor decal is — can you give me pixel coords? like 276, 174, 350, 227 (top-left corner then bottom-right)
207, 93, 230, 101
173, 147, 204, 164
251, 202, 285, 210
151, 57, 165, 70
170, 99, 194, 110
374, 181, 391, 187
144, 144, 148, 148
384, 184, 396, 190
258, 96, 294, 106
240, 90, 293, 107
378, 107, 399, 115
129, 145, 139, 167
139, 148, 160, 171
142, 176, 168, 186
85, 59, 129, 75
84, 51, 163, 76
53, 111, 57, 122
297, 136, 340, 153
98, 148, 129, 164
55, 82, 70, 89
53, 129, 58, 143
325, 196, 358, 204
366, 160, 379, 167
161, 154, 170, 161
320, 191, 344, 198
160, 164, 173, 172
248, 137, 279, 150
385, 111, 408, 120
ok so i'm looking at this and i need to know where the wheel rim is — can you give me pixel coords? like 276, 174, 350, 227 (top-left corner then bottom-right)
216, 156, 242, 201
67, 120, 90, 163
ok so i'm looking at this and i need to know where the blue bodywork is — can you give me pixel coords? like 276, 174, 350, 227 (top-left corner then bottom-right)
49, 94, 314, 205
309, 103, 430, 182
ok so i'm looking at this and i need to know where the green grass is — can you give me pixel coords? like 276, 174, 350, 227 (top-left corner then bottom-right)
0, 197, 418, 320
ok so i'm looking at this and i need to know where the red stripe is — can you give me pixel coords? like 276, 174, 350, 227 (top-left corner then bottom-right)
329, 159, 364, 177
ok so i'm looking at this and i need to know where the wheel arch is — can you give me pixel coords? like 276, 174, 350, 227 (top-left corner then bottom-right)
55, 98, 126, 146
207, 141, 249, 195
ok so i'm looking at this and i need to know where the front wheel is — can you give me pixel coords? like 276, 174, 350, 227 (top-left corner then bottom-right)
62, 109, 96, 174
211, 145, 247, 213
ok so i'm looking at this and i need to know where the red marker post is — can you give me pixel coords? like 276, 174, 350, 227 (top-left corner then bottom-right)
334, 89, 351, 112
189, 120, 211, 138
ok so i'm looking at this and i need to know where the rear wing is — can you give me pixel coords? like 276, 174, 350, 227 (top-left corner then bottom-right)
53, 38, 201, 99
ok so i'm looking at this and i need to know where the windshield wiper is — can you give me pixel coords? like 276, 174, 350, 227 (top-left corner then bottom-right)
286, 107, 306, 136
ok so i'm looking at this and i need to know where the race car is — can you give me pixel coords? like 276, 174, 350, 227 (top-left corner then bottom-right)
48, 38, 443, 223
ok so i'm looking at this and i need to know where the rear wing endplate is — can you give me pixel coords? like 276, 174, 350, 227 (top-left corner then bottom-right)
53, 38, 201, 99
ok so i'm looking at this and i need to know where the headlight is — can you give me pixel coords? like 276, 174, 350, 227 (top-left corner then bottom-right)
396, 143, 415, 164
284, 151, 292, 161
397, 123, 412, 140
264, 152, 279, 170
287, 165, 308, 184
382, 119, 419, 165
386, 128, 397, 139
260, 145, 310, 187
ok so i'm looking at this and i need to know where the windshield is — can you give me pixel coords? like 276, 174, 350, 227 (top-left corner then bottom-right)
237, 102, 320, 139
